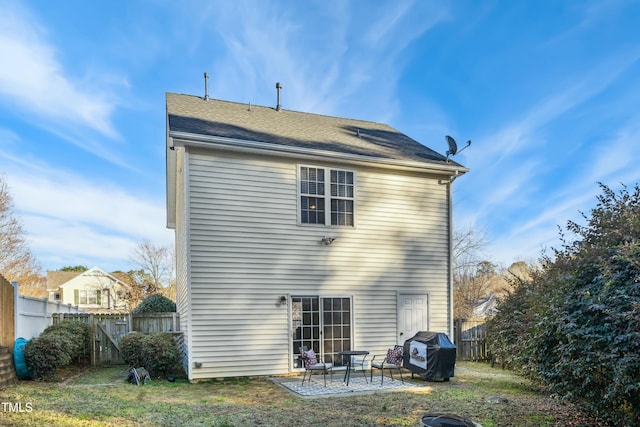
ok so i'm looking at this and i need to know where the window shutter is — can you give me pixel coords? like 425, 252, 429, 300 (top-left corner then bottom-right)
74, 289, 79, 305
96, 290, 102, 305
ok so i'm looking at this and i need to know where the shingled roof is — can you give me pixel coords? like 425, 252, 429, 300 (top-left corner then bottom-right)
166, 93, 465, 168
165, 92, 468, 229
46, 271, 82, 289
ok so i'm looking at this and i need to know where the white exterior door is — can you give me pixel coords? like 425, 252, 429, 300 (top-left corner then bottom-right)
397, 294, 429, 345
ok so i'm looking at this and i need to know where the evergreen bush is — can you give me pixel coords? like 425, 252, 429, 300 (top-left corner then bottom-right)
24, 334, 72, 380
120, 332, 182, 377
142, 333, 181, 377
120, 332, 147, 368
41, 321, 91, 360
132, 293, 176, 314
24, 320, 91, 381
487, 183, 640, 425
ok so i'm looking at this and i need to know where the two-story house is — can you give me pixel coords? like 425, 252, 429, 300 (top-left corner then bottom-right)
165, 91, 467, 380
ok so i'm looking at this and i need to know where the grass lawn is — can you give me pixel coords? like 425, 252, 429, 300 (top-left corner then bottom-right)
0, 362, 600, 427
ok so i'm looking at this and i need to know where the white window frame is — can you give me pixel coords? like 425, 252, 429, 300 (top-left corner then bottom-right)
297, 165, 356, 227
78, 289, 101, 306
289, 295, 355, 370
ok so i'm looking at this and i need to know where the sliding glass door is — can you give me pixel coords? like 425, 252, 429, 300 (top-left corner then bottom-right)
291, 296, 352, 368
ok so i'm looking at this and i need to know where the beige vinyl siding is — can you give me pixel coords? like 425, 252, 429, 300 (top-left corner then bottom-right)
173, 148, 191, 376
185, 148, 450, 379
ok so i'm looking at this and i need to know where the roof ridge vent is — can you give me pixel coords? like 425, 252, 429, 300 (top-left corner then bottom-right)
275, 82, 282, 111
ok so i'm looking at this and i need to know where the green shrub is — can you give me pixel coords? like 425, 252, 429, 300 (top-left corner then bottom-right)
487, 183, 640, 425
142, 333, 181, 377
24, 334, 72, 380
120, 332, 147, 368
55, 320, 91, 352
24, 320, 91, 381
132, 293, 176, 314
41, 321, 91, 360
120, 332, 182, 377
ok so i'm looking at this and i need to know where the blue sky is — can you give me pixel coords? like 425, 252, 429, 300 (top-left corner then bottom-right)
1, 0, 639, 273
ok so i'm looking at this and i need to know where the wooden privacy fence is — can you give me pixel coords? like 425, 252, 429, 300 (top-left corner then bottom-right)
454, 319, 489, 361
132, 313, 180, 333
0, 275, 15, 351
52, 312, 180, 366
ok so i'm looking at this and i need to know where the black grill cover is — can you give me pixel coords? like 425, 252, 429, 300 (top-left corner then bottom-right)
403, 331, 456, 380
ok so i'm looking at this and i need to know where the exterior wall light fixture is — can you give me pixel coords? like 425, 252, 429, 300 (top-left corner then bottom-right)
321, 236, 336, 245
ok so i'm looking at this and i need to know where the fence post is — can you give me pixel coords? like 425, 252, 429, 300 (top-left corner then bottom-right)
12, 282, 18, 343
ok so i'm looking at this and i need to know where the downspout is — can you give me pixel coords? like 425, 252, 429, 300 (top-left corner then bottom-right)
447, 182, 457, 345
437, 168, 461, 340
183, 148, 194, 381
447, 176, 455, 342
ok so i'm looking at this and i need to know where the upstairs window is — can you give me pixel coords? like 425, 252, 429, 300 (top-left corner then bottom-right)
300, 167, 325, 225
300, 166, 355, 226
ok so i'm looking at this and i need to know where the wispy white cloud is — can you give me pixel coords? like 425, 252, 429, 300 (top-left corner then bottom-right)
474, 48, 640, 168
586, 121, 640, 184
188, 0, 448, 122
515, 192, 594, 236
0, 2, 120, 140
456, 44, 640, 265
23, 216, 141, 270
0, 149, 172, 271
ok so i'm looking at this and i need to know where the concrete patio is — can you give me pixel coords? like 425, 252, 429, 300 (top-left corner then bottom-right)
273, 373, 425, 398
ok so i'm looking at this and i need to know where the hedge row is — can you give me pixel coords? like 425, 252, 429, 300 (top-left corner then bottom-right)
487, 183, 640, 426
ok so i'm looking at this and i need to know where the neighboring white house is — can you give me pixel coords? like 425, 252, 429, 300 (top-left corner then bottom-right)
165, 91, 468, 380
47, 267, 129, 312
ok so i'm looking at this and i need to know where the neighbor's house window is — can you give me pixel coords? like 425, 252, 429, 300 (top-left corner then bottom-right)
74, 289, 102, 305
300, 166, 354, 226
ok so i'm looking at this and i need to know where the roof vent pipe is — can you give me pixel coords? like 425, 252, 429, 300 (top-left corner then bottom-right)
275, 82, 282, 111
204, 72, 209, 101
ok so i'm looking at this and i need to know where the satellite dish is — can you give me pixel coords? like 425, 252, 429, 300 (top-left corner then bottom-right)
445, 135, 458, 156
445, 135, 471, 161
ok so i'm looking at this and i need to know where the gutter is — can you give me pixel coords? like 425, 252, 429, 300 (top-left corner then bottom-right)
169, 131, 468, 177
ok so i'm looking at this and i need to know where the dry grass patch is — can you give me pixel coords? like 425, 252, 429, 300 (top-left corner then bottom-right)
0, 363, 602, 426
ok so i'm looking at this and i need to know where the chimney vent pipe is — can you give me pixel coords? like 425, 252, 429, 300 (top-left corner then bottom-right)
204, 72, 209, 101
275, 82, 282, 111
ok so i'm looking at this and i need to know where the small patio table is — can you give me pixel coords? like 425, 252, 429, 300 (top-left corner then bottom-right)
338, 350, 370, 386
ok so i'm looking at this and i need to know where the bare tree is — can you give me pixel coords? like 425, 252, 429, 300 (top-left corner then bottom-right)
89, 270, 129, 311
130, 240, 175, 297
453, 226, 488, 279
506, 260, 533, 283
452, 226, 508, 320
454, 261, 502, 319
0, 175, 43, 294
